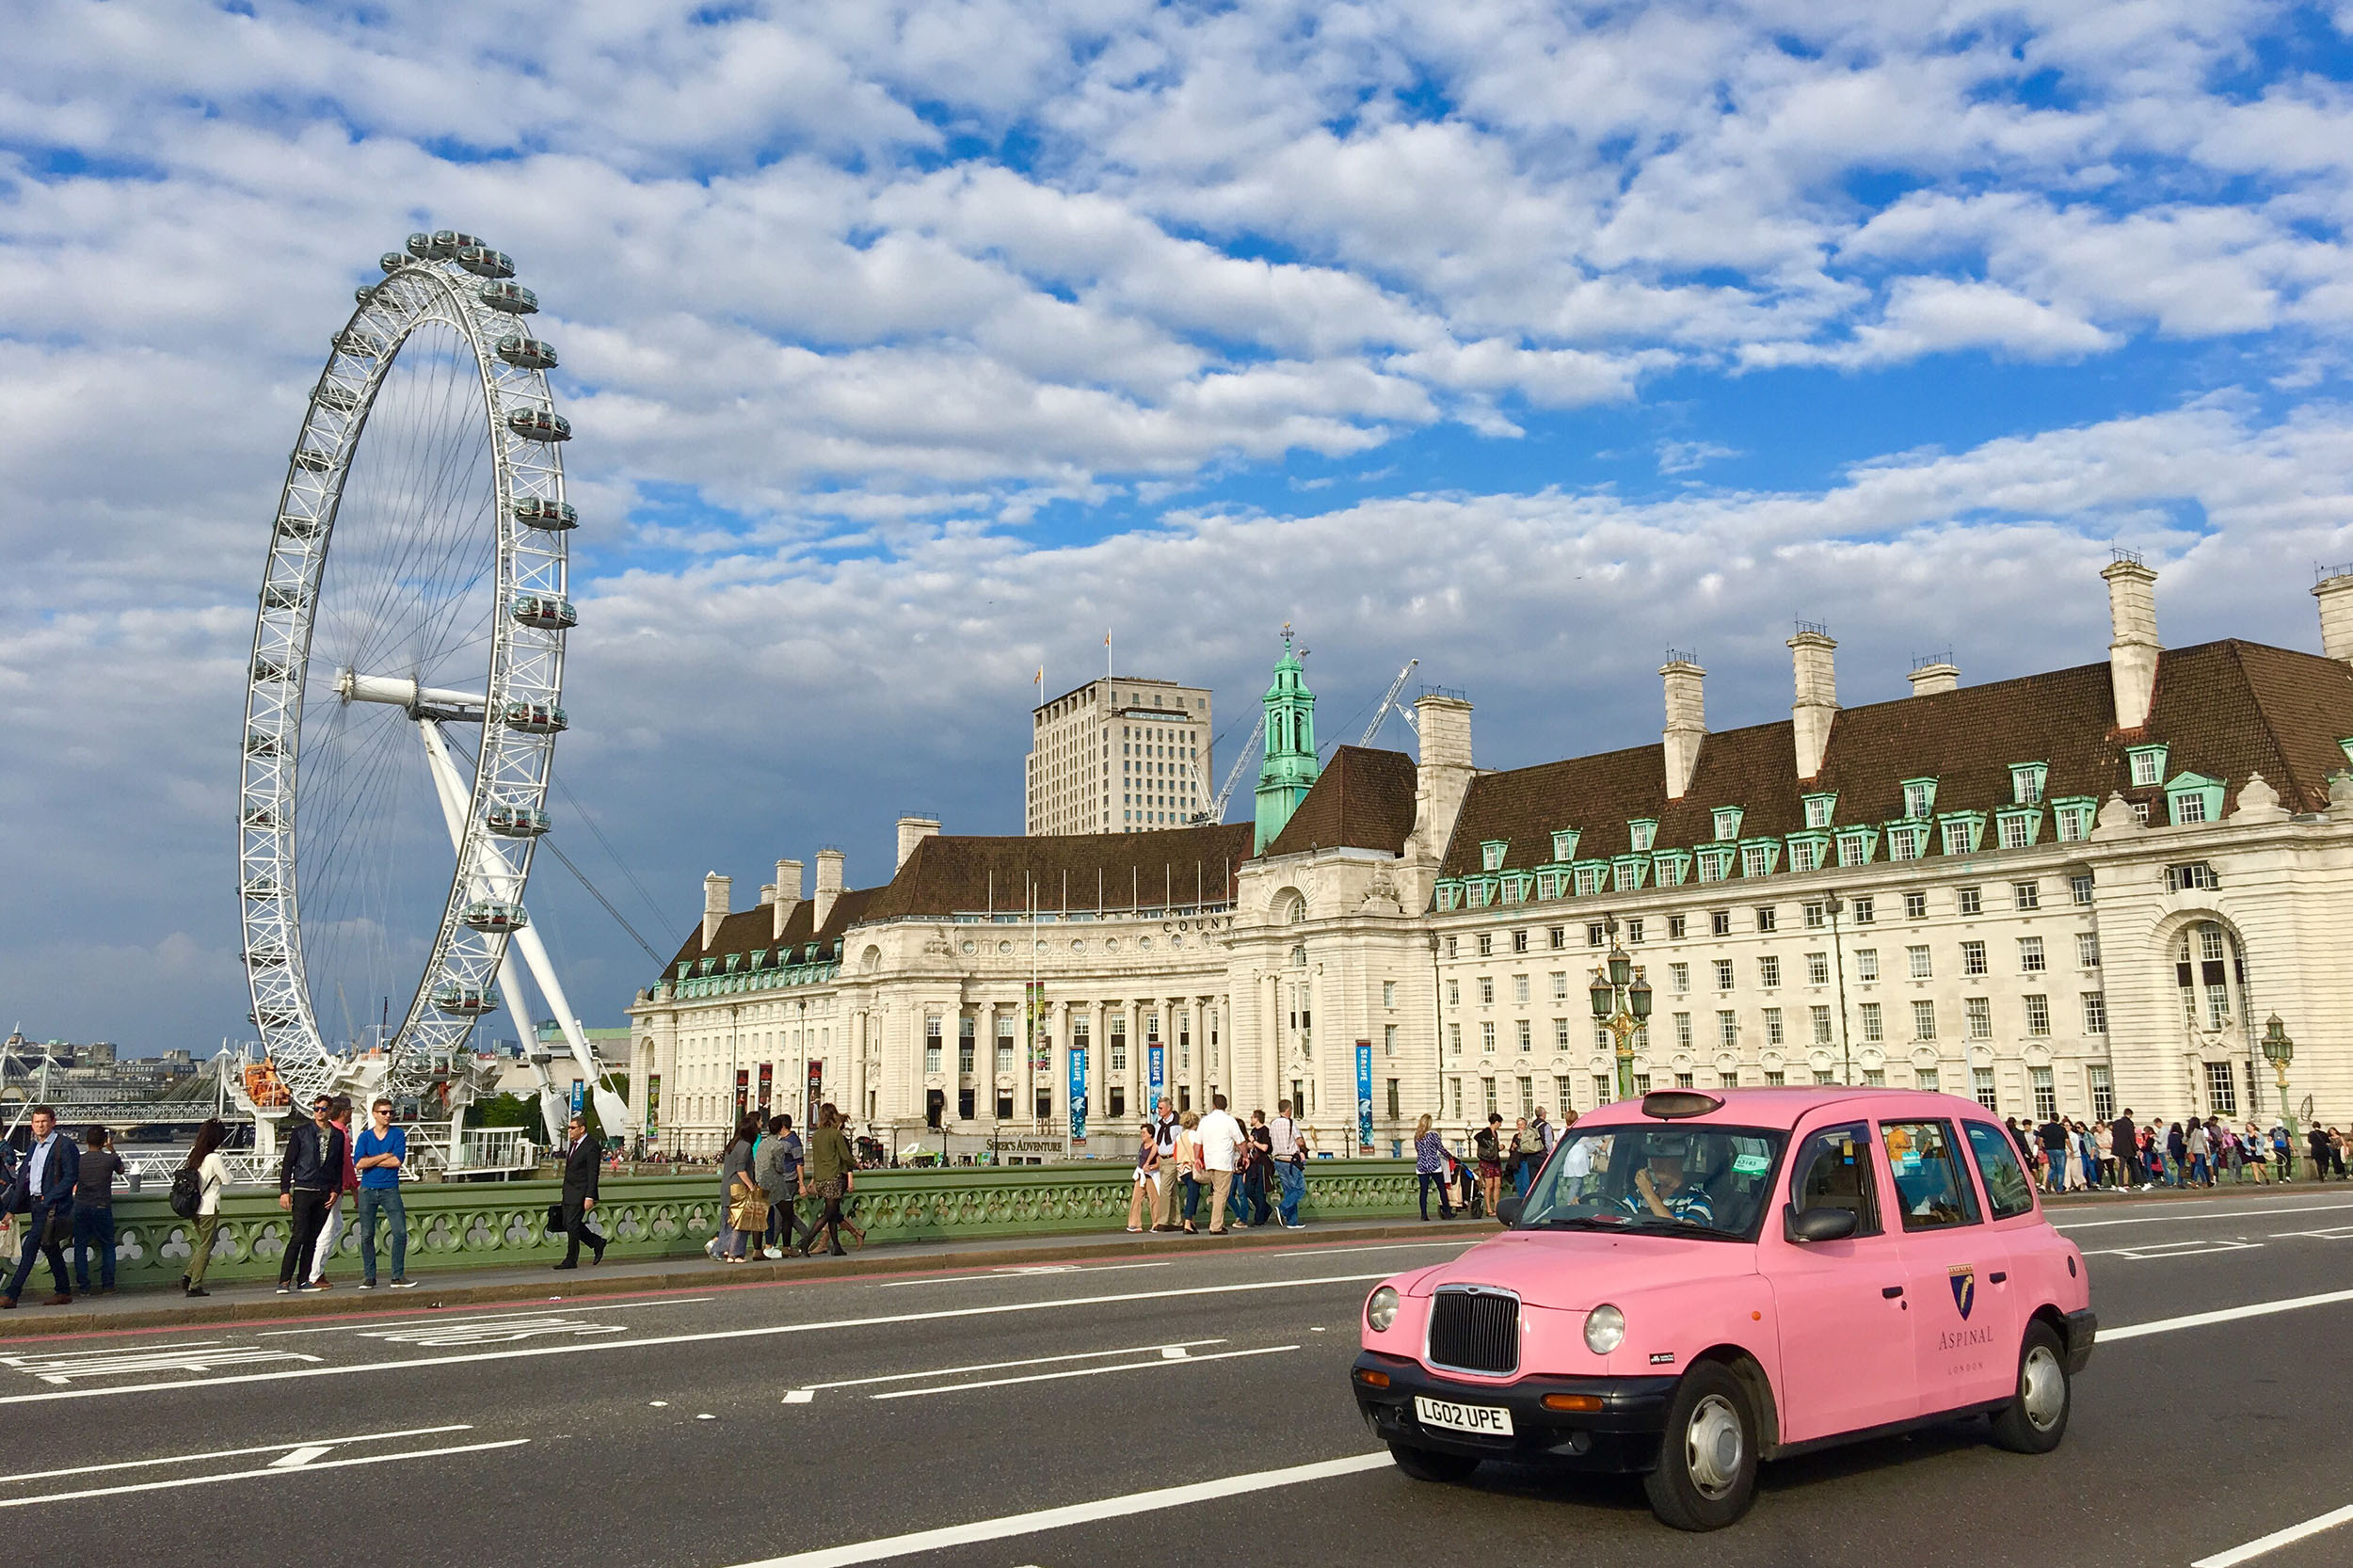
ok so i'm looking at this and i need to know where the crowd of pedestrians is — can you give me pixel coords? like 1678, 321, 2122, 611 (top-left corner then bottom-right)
2005, 1109, 2353, 1192
1120, 1096, 1311, 1235
705, 1102, 867, 1263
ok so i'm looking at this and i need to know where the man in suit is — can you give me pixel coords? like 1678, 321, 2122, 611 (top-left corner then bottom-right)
5, 1106, 79, 1307
552, 1114, 604, 1269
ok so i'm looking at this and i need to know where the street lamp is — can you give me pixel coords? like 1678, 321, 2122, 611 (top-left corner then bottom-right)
2261, 1014, 2298, 1174
1824, 890, 1854, 1085
1589, 921, 1653, 1102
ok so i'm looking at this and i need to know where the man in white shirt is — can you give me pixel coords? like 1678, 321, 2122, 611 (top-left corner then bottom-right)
1148, 1098, 1181, 1232
1194, 1095, 1245, 1235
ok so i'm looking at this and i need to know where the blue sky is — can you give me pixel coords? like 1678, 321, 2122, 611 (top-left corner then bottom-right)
6, 1, 2353, 1050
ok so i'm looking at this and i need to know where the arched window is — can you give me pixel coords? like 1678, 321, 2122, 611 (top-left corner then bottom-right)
2173, 920, 2249, 1031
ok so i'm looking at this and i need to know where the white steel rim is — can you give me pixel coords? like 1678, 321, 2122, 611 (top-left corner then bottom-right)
238, 238, 569, 1103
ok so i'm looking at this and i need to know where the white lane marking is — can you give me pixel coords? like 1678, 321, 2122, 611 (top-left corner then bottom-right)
2105, 1288, 2353, 1342
0, 1343, 320, 1384
878, 1262, 1172, 1288
870, 1343, 1298, 1400
2082, 1240, 2262, 1260
260, 1298, 713, 1336
1270, 1241, 1470, 1259
0, 1272, 1397, 1407
2268, 1225, 2353, 1240
2190, 1502, 2353, 1566
358, 1317, 628, 1348
0, 1425, 472, 1485
267, 1446, 333, 1468
0, 1438, 528, 1511
2055, 1202, 2353, 1232
726, 1451, 1393, 1567
789, 1340, 1226, 1400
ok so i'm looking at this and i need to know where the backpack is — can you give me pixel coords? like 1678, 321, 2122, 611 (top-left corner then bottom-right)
168, 1165, 202, 1219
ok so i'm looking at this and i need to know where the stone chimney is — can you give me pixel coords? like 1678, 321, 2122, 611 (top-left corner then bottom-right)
1408, 693, 1475, 861
812, 848, 845, 930
759, 883, 776, 905
773, 858, 803, 940
1908, 658, 1960, 697
895, 816, 941, 872
2313, 568, 2353, 664
701, 872, 730, 952
1789, 625, 1837, 781
1661, 655, 1706, 800
2103, 552, 2160, 732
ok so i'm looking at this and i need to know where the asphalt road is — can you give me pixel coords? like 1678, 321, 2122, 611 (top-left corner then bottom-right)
4, 1188, 2351, 1568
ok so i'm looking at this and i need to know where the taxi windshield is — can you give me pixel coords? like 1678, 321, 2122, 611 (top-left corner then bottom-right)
1516, 1123, 1787, 1240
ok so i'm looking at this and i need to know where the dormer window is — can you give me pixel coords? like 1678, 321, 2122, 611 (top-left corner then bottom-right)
1802, 792, 1836, 829
2052, 797, 2096, 842
1626, 820, 1656, 854
2010, 763, 2047, 806
1937, 812, 1985, 856
1901, 778, 1937, 821
1711, 807, 1743, 841
1549, 829, 1578, 862
1481, 840, 1508, 872
2166, 772, 2224, 826
2128, 745, 2168, 788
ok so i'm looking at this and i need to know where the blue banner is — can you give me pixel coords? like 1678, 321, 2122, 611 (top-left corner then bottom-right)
569, 1080, 585, 1117
1355, 1040, 1373, 1152
1148, 1042, 1165, 1111
1068, 1047, 1089, 1142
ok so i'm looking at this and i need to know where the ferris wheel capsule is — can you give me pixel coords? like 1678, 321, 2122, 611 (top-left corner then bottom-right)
512, 594, 577, 630
428, 984, 498, 1016
512, 497, 576, 530
496, 335, 557, 370
456, 246, 515, 280
487, 802, 552, 837
506, 408, 570, 442
380, 251, 409, 274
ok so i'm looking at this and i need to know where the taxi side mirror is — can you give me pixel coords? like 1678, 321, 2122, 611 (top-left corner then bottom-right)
1497, 1194, 1524, 1227
1785, 1204, 1858, 1243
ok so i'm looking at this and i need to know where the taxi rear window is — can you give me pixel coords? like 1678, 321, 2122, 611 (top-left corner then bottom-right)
1879, 1120, 1981, 1230
1961, 1122, 2037, 1219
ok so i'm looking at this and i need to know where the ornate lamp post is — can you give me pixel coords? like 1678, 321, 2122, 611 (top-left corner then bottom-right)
2261, 1014, 2298, 1176
1589, 922, 1654, 1102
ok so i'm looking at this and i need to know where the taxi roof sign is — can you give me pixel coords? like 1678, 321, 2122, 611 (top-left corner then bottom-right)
1639, 1090, 1723, 1120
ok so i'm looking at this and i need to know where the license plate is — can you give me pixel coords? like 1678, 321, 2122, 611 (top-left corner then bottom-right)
1415, 1395, 1513, 1436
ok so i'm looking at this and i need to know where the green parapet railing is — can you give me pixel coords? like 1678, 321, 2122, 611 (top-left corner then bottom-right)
89, 1159, 1423, 1291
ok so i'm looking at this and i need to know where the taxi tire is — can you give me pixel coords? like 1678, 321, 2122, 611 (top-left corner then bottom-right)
1988, 1320, 2071, 1455
1385, 1441, 1481, 1484
1642, 1363, 1759, 1532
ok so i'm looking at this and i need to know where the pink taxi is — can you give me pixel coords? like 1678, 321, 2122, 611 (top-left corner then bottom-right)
1351, 1088, 2095, 1530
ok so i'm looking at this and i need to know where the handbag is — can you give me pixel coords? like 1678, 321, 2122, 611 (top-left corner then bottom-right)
727, 1175, 768, 1233
545, 1203, 566, 1231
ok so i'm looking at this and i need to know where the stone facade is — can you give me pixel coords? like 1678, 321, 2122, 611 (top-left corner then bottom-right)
1027, 676, 1212, 836
629, 562, 2353, 1158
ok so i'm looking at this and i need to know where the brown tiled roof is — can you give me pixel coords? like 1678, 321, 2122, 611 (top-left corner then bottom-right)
1440, 639, 2353, 879
1264, 744, 1418, 858
857, 823, 1256, 920
662, 885, 885, 973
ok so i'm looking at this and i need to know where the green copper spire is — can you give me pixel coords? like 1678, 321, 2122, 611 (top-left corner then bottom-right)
1255, 624, 1320, 853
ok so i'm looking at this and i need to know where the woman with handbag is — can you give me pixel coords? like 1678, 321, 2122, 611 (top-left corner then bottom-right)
1125, 1117, 1160, 1232
712, 1113, 764, 1262
1174, 1111, 1202, 1235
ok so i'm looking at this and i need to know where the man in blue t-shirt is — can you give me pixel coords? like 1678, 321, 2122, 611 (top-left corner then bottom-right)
354, 1097, 414, 1289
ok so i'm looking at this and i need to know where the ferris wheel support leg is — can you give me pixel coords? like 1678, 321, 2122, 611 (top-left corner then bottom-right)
506, 923, 633, 1149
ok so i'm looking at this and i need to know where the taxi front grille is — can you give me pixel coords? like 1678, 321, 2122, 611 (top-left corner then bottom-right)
1428, 1288, 1518, 1376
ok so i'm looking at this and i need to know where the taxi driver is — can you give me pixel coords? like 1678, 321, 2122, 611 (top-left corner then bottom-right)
1624, 1134, 1716, 1225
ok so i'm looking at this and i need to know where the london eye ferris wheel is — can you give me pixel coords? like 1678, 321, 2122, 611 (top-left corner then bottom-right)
236, 228, 624, 1140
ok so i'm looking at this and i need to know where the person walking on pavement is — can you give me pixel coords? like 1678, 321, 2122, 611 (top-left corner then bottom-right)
1533, 1107, 1556, 1155
1125, 1112, 1160, 1233
1269, 1099, 1309, 1229
713, 1112, 763, 1262
354, 1096, 413, 1289
1173, 1111, 1202, 1234
760, 1115, 816, 1256
307, 1096, 356, 1288
2111, 1108, 2142, 1188
181, 1117, 231, 1297
2037, 1113, 2070, 1194
1474, 1113, 1505, 1221
800, 1104, 856, 1257
5, 1108, 75, 1309
1414, 1114, 1453, 1220
1244, 1110, 1275, 1227
1195, 1095, 1244, 1235
277, 1095, 344, 1293
553, 1113, 605, 1269
70, 1127, 122, 1296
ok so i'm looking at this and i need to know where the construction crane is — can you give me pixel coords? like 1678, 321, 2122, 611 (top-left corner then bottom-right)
1357, 658, 1420, 746
1191, 713, 1265, 824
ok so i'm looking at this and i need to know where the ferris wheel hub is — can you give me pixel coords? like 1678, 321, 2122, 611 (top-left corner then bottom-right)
333, 668, 488, 717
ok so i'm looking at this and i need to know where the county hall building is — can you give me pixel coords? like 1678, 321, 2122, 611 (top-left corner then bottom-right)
625, 557, 2353, 1159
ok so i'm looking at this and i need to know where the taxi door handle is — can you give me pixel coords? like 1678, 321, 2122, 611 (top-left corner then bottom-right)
1990, 1271, 2008, 1284
1881, 1286, 1904, 1299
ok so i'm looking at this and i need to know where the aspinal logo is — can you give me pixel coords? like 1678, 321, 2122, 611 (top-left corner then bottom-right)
1949, 1264, 1977, 1320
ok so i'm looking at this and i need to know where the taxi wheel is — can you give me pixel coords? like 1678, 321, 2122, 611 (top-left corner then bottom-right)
1642, 1363, 1759, 1532
1386, 1441, 1481, 1484
1988, 1320, 2071, 1454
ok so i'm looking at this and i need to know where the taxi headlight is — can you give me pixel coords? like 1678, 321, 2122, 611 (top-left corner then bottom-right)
1584, 1304, 1625, 1355
1366, 1286, 1400, 1334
